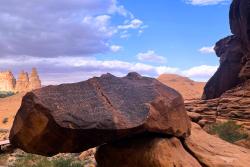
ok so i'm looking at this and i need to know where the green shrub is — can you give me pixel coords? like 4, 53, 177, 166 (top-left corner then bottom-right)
52, 158, 83, 167
12, 154, 84, 167
209, 120, 248, 143
2, 117, 8, 124
0, 91, 15, 98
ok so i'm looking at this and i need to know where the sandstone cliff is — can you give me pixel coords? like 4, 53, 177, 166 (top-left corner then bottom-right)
186, 0, 250, 145
0, 71, 16, 92
0, 68, 41, 93
203, 0, 250, 100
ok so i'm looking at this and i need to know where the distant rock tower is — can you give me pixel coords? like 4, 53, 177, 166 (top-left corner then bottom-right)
28, 68, 41, 91
0, 68, 42, 93
15, 70, 29, 92
0, 71, 16, 92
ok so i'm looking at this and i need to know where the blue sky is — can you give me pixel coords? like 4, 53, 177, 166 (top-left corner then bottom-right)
0, 0, 232, 85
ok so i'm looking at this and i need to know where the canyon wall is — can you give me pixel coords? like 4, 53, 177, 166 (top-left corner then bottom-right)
0, 68, 41, 93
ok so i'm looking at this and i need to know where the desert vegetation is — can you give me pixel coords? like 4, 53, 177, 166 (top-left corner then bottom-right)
0, 152, 92, 167
208, 121, 248, 143
0, 91, 15, 98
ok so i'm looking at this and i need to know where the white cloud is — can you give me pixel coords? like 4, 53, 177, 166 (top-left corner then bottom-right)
199, 46, 215, 54
0, 56, 218, 84
110, 45, 122, 52
108, 0, 134, 18
137, 50, 166, 63
185, 0, 230, 5
0, 56, 177, 84
182, 65, 218, 81
0, 0, 144, 58
118, 19, 143, 30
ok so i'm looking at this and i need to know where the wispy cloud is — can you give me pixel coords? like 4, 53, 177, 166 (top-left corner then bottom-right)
182, 65, 218, 81
185, 0, 230, 5
199, 46, 215, 54
137, 50, 166, 63
110, 45, 122, 52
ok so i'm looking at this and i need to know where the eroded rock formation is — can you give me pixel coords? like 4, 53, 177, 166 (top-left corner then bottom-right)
186, 0, 250, 133
0, 68, 41, 93
10, 72, 191, 156
28, 68, 41, 91
15, 71, 29, 93
0, 71, 16, 92
186, 80, 250, 131
203, 0, 250, 100
158, 74, 205, 100
202, 35, 244, 99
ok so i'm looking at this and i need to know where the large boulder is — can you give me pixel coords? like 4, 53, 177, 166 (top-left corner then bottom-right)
95, 136, 202, 167
185, 123, 250, 167
10, 72, 190, 156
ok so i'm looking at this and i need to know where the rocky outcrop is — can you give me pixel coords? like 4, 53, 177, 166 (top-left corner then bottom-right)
202, 0, 250, 100
0, 68, 41, 93
96, 123, 250, 167
158, 74, 205, 100
202, 35, 244, 99
95, 136, 202, 167
186, 80, 250, 131
185, 123, 250, 167
28, 68, 41, 91
10, 72, 191, 156
0, 71, 16, 92
15, 71, 29, 93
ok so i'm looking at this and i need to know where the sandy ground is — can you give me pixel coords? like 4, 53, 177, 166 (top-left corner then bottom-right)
0, 93, 25, 130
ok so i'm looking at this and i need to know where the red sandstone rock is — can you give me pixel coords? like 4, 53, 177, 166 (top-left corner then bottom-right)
202, 35, 243, 100
15, 71, 29, 93
10, 72, 191, 156
28, 68, 41, 91
185, 123, 250, 167
96, 136, 202, 167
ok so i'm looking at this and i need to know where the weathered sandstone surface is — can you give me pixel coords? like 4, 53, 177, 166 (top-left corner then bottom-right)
96, 136, 201, 167
10, 72, 190, 156
186, 80, 250, 131
185, 123, 250, 167
96, 123, 250, 167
